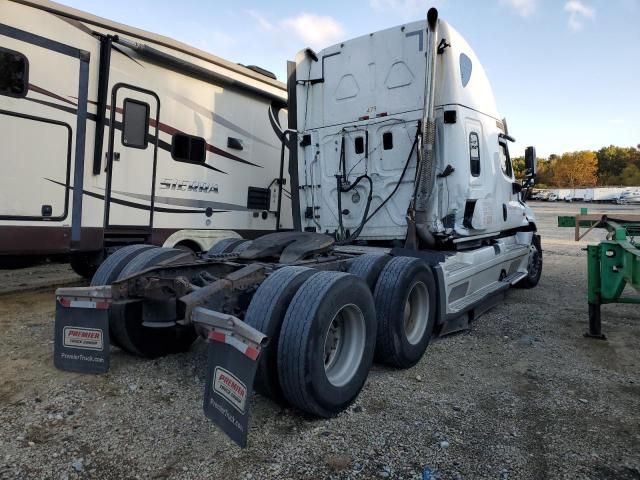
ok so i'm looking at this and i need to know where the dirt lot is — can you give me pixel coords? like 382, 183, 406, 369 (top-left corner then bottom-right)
0, 203, 639, 480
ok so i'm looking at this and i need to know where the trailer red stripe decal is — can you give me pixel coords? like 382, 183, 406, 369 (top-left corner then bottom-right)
29, 84, 78, 106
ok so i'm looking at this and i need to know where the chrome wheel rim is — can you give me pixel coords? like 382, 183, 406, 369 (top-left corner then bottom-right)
403, 281, 429, 345
323, 304, 365, 387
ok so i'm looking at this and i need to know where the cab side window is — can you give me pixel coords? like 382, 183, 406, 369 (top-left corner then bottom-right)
469, 132, 480, 176
499, 141, 513, 178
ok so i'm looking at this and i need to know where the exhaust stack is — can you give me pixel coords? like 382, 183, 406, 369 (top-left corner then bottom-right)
414, 7, 439, 247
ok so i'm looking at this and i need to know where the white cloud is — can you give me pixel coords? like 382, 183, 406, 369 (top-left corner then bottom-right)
246, 10, 274, 32
246, 11, 345, 50
500, 0, 537, 17
281, 14, 345, 48
564, 0, 595, 31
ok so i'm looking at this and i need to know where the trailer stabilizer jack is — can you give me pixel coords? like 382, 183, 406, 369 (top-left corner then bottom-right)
586, 302, 606, 340
194, 307, 268, 448
54, 286, 113, 374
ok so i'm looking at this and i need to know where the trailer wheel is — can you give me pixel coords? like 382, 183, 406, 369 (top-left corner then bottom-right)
278, 271, 376, 417
110, 301, 197, 358
207, 238, 244, 255
373, 256, 436, 368
110, 247, 197, 357
69, 251, 103, 279
348, 254, 391, 290
90, 244, 155, 286
516, 234, 542, 289
244, 266, 315, 404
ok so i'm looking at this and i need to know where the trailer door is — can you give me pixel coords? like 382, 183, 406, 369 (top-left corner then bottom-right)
105, 85, 159, 231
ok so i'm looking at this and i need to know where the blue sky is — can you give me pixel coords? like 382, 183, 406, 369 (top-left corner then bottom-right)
58, 0, 639, 158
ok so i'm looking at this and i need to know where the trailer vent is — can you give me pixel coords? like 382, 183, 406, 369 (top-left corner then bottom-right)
247, 187, 271, 211
227, 137, 243, 151
171, 133, 206, 163
0, 47, 28, 98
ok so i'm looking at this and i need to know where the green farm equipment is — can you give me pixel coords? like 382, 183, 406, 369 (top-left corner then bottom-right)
558, 209, 640, 339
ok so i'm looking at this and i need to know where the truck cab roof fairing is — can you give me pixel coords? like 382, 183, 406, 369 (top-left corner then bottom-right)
435, 21, 500, 120
294, 19, 501, 130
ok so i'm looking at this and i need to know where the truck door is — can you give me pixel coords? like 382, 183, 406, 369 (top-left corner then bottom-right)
105, 84, 159, 231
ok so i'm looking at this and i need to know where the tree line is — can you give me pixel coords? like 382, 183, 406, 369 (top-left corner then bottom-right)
512, 145, 640, 188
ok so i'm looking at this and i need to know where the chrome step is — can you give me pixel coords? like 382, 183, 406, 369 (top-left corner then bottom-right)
503, 271, 528, 285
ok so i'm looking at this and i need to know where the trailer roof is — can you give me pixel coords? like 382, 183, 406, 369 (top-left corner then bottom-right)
11, 0, 287, 92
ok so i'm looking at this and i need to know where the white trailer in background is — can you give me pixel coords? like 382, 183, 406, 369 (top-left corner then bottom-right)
594, 187, 625, 203
0, 0, 291, 275
584, 189, 594, 202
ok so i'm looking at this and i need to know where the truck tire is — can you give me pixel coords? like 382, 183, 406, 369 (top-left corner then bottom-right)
110, 247, 197, 357
277, 271, 376, 417
110, 301, 197, 358
348, 254, 391, 290
207, 238, 244, 255
516, 234, 542, 289
117, 247, 190, 280
244, 266, 315, 404
90, 244, 154, 286
373, 256, 436, 368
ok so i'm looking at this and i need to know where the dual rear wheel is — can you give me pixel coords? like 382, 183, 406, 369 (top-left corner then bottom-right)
246, 255, 436, 417
94, 245, 436, 416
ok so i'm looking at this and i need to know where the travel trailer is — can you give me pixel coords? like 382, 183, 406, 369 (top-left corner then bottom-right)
54, 8, 542, 447
0, 0, 291, 275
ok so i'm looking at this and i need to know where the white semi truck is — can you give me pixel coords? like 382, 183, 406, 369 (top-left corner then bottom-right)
53, 8, 541, 447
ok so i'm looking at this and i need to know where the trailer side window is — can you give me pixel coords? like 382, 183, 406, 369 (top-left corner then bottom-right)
354, 136, 364, 154
499, 141, 513, 178
0, 47, 28, 98
121, 98, 149, 149
469, 132, 480, 176
172, 133, 206, 163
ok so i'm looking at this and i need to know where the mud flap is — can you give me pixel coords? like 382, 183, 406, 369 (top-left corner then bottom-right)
53, 286, 112, 374
194, 307, 267, 448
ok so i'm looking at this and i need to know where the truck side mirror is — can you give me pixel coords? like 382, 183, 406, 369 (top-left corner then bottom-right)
525, 146, 537, 177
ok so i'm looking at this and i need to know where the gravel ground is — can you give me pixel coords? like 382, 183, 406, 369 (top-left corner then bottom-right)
0, 261, 83, 295
0, 203, 639, 480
